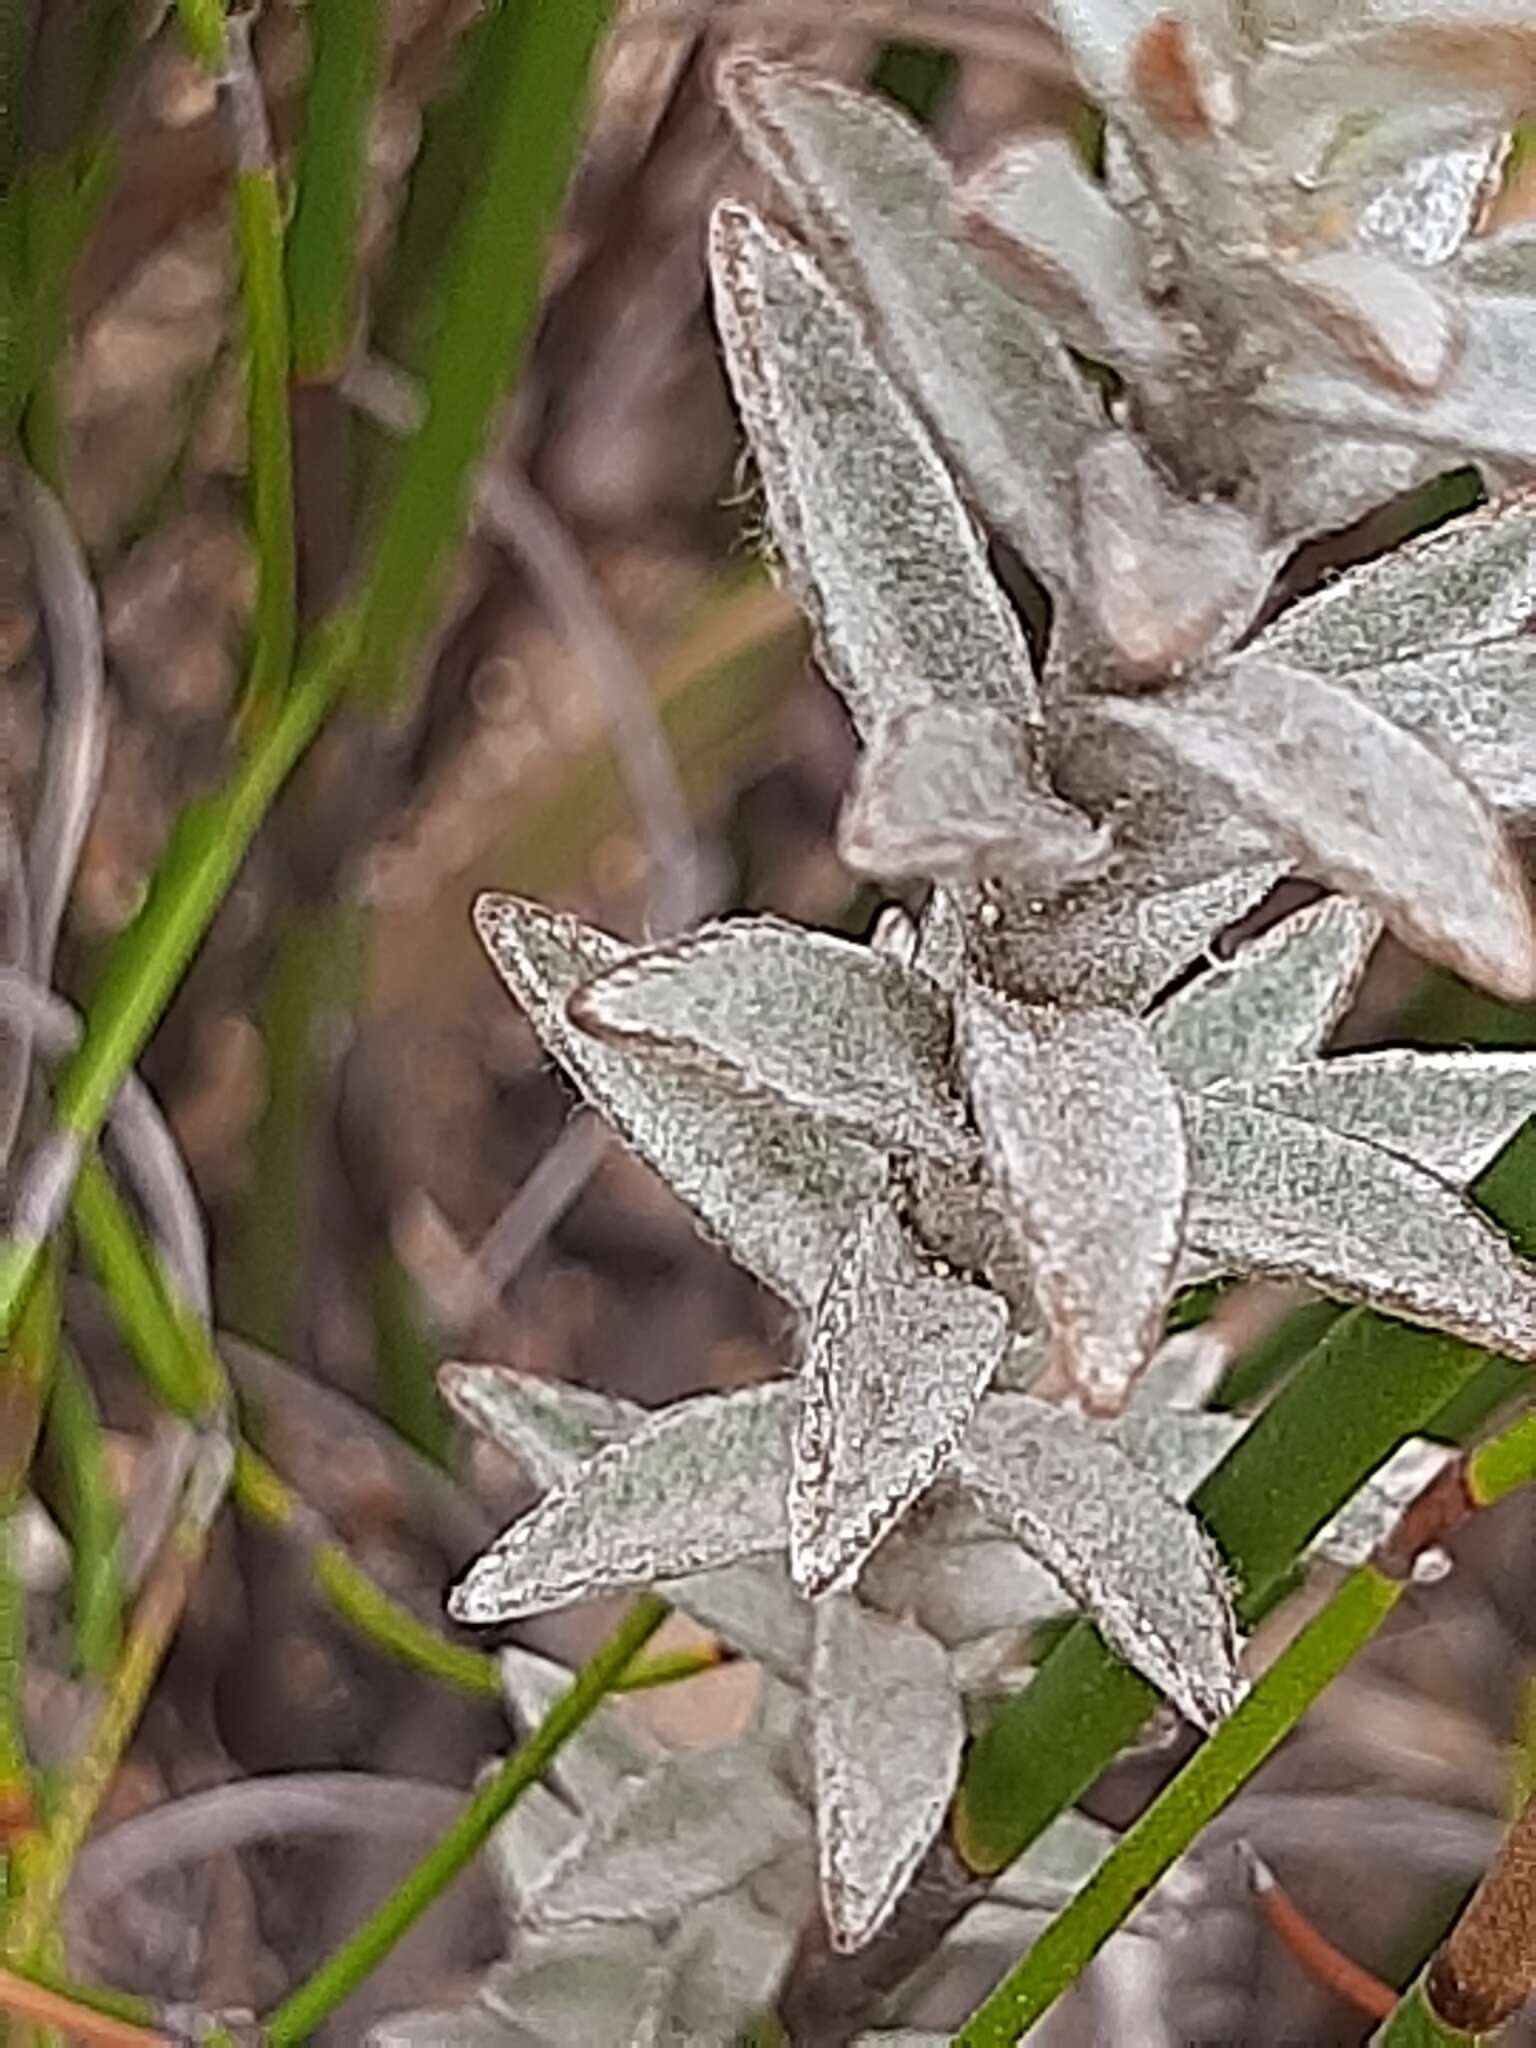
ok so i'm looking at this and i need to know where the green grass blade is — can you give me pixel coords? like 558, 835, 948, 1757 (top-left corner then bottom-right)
285, 0, 384, 381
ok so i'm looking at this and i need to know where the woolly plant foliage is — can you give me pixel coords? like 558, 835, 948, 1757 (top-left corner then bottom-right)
447, 0, 1536, 1995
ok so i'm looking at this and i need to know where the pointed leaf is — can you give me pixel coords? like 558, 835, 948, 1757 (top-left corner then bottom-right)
1183, 1092, 1536, 1359
480, 1926, 671, 2044
811, 1596, 965, 1951
1313, 1438, 1455, 1568
1344, 641, 1536, 832
498, 1645, 664, 1820
475, 893, 887, 1312
914, 885, 970, 994
526, 1737, 806, 1928
571, 916, 967, 1160
1153, 898, 1382, 1092
664, 1889, 800, 2038
960, 990, 1188, 1414
858, 1489, 1066, 1648
718, 62, 1098, 590
954, 1393, 1242, 1728
1237, 1049, 1536, 1188
449, 1385, 791, 1625
791, 1206, 1010, 1597
1358, 141, 1504, 269
1283, 249, 1461, 396
839, 705, 1110, 889
1092, 656, 1536, 1000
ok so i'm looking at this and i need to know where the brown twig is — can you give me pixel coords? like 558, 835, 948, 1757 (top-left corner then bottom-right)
0, 1966, 170, 2048
1240, 1842, 1397, 2023
1428, 1789, 1536, 2032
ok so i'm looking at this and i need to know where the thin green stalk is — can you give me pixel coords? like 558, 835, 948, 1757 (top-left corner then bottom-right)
367, 1247, 449, 1466
1370, 1978, 1482, 2046
355, 0, 617, 702
0, 1250, 57, 1858
44, 1347, 125, 1679
952, 1566, 1405, 2045
232, 144, 297, 723
286, 0, 384, 380
263, 1595, 669, 2045
0, 1960, 162, 2034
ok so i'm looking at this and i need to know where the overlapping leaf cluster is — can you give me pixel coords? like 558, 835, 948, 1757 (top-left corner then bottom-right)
445, 0, 1536, 2000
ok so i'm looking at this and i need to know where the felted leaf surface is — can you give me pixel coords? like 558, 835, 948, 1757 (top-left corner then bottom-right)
953, 1393, 1241, 1728
479, 1927, 670, 2046
571, 917, 968, 1160
498, 1646, 663, 1823
1092, 656, 1536, 1000
449, 1385, 791, 1625
1314, 1437, 1455, 1569
791, 1205, 1010, 1597
1152, 897, 1382, 1092
662, 1889, 800, 2039
1235, 1049, 1536, 1188
1182, 1093, 1536, 1359
811, 1595, 965, 1951
525, 1736, 806, 1928
960, 988, 1188, 1414
1282, 248, 1461, 396
718, 62, 1098, 590
1342, 642, 1536, 832
475, 893, 886, 1312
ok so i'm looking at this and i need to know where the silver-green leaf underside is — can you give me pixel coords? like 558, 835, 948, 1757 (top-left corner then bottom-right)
960, 988, 1188, 1413
474, 893, 886, 1312
570, 917, 967, 1160
448, 1385, 792, 1625
1152, 897, 1382, 1092
791, 1205, 1010, 1597
810, 1596, 965, 1951
1183, 1093, 1536, 1358
953, 1393, 1241, 1728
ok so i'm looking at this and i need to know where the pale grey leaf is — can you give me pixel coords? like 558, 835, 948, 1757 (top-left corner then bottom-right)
664, 1890, 799, 2038
1152, 898, 1382, 1092
497, 1646, 665, 1819
1283, 249, 1460, 395
791, 1206, 1010, 1597
526, 1737, 806, 1928
1253, 497, 1536, 679
1237, 1049, 1536, 1187
663, 1559, 813, 1683
718, 63, 1098, 590
1077, 436, 1274, 677
913, 885, 970, 994
840, 705, 1110, 890
491, 1781, 585, 1914
1112, 1407, 1244, 1501
811, 1596, 965, 1951
1094, 657, 1536, 999
859, 1498, 1063, 1648
480, 1927, 669, 2045
871, 904, 919, 965
442, 1364, 640, 1492
991, 1809, 1118, 1912
571, 916, 967, 1160
1183, 1093, 1536, 1359
955, 1393, 1241, 1727
449, 1385, 791, 1624
368, 2004, 524, 2048
1343, 641, 1536, 831
959, 990, 1188, 1414
475, 893, 887, 1312
1457, 219, 1536, 297
707, 201, 1047, 742
1358, 142, 1502, 268
1314, 1438, 1454, 1568
960, 134, 1174, 372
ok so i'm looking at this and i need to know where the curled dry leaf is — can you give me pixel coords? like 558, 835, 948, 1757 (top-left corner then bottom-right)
791, 1204, 1010, 1597
811, 1596, 965, 1951
960, 987, 1188, 1414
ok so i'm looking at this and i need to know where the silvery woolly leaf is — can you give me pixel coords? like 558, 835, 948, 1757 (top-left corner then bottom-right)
445, 1367, 811, 1673
959, 134, 1173, 373
1076, 435, 1274, 677
1152, 897, 1382, 1092
571, 916, 967, 1161
498, 1646, 664, 1821
1092, 656, 1536, 1000
480, 1927, 670, 2046
954, 1393, 1241, 1728
840, 705, 1111, 890
791, 1205, 1010, 1598
1358, 141, 1503, 269
857, 1489, 1066, 1648
448, 1384, 790, 1625
663, 1888, 799, 2039
717, 62, 1098, 591
1343, 642, 1536, 832
811, 1595, 965, 1952
1281, 249, 1461, 396
1182, 1093, 1536, 1359
959, 988, 1188, 1415
914, 886, 970, 994
871, 902, 919, 965
474, 893, 886, 1313
1235, 1049, 1536, 1188
525, 1736, 806, 1929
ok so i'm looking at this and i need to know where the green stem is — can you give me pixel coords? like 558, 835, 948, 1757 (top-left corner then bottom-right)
232, 153, 297, 723
952, 1566, 1404, 2045
263, 1595, 669, 2045
44, 1347, 125, 1679
1370, 1979, 1483, 2046
285, 0, 384, 380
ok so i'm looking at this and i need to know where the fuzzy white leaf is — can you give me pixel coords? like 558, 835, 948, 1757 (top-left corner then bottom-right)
1254, 497, 1536, 680
840, 705, 1111, 889
960, 990, 1188, 1414
718, 63, 1098, 590
1183, 1093, 1536, 1358
1458, 219, 1536, 297
871, 903, 919, 965
474, 893, 886, 1312
1314, 1437, 1454, 1567
498, 1646, 664, 1823
449, 1385, 791, 1625
858, 1492, 1065, 1648
480, 1927, 670, 2045
791, 1206, 1010, 1598
446, 1367, 810, 1673
367, 2006, 513, 2047
1093, 657, 1536, 1000
1153, 898, 1382, 1092
954, 1394, 1241, 1728
571, 917, 967, 1160
1283, 249, 1461, 395
1237, 1049, 1536, 1187
811, 1596, 965, 1951
913, 886, 970, 994
1344, 642, 1536, 832
526, 1737, 806, 1928
663, 1889, 800, 2039
1358, 142, 1502, 268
